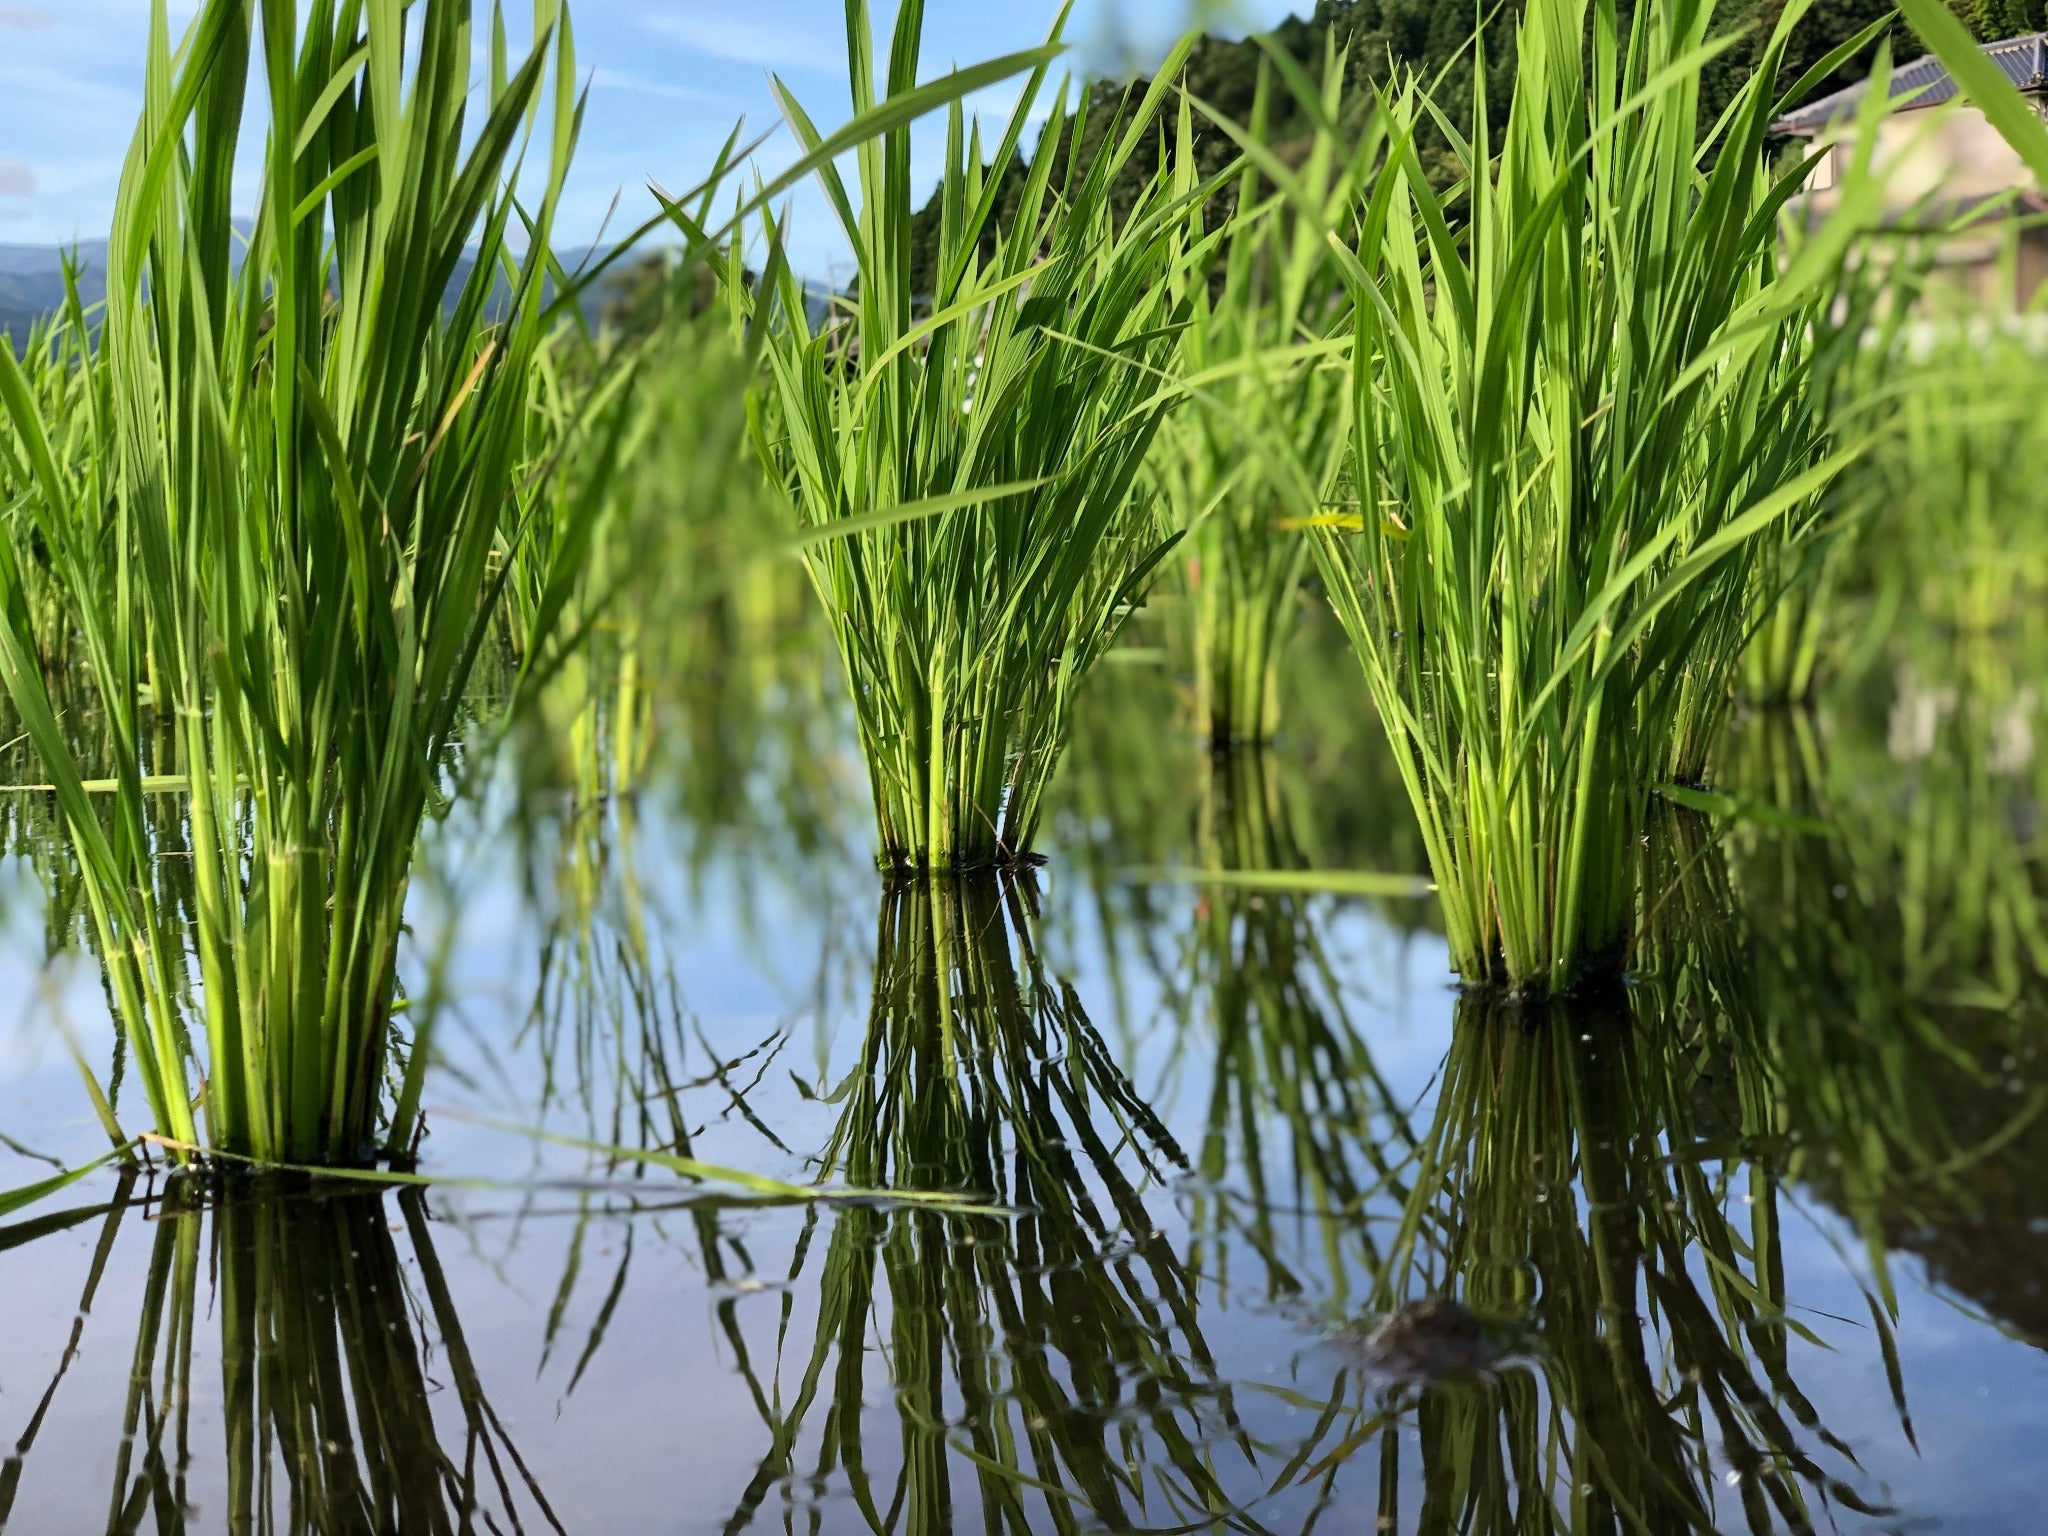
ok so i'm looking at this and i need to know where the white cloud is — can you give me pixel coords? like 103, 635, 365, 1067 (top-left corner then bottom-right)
0, 161, 33, 198
640, 8, 841, 75
0, 5, 51, 30
589, 66, 733, 107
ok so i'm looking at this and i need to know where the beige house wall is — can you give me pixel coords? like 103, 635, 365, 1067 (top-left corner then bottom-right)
1851, 104, 2044, 210
1796, 99, 2048, 311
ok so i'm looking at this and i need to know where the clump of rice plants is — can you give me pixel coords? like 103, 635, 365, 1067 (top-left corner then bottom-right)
0, 0, 589, 1165
1316, 0, 1890, 993
1156, 44, 1378, 749
1862, 323, 2048, 642
732, 1, 1203, 872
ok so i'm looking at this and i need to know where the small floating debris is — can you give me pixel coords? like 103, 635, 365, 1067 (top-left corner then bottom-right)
1344, 1297, 1512, 1380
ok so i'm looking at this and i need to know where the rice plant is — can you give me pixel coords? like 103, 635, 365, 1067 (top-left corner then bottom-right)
731, 0, 1205, 872
1859, 324, 2048, 644
1313, 0, 1892, 992
1156, 43, 1377, 748
0, 290, 100, 674
0, 0, 596, 1166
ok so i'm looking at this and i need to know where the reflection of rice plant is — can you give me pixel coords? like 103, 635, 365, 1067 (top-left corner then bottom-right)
1297, 984, 1901, 1534
1728, 635, 2048, 1006
1048, 618, 1437, 1012
1178, 750, 1422, 1306
5, 1182, 555, 1533
514, 795, 702, 1165
1717, 690, 2048, 1314
726, 875, 1258, 1533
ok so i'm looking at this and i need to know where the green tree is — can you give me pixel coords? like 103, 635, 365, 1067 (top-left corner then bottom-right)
903, 0, 1902, 296
1952, 0, 2048, 39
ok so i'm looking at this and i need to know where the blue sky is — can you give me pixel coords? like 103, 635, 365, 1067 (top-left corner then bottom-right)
0, 0, 1302, 277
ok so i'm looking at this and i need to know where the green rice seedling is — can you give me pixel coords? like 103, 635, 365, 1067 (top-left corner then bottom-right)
501, 309, 864, 932
0, 0, 594, 1166
1156, 43, 1378, 748
730, 0, 1208, 872
499, 287, 815, 822
500, 334, 668, 812
1312, 0, 1893, 993
0, 293, 101, 674
1857, 325, 2048, 645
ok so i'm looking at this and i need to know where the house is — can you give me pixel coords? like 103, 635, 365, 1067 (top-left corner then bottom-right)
1773, 31, 2048, 309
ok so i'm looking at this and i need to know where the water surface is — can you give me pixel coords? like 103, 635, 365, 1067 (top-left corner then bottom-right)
2, 622, 2045, 1534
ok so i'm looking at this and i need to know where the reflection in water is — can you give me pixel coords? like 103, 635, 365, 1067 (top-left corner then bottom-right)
1, 1183, 555, 1535
1180, 751, 1422, 1310
1351, 989, 1885, 1535
1720, 658, 2048, 1349
5, 623, 2048, 1531
725, 874, 1251, 1533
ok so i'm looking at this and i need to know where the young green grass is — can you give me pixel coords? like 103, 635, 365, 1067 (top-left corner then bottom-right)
1155, 43, 1377, 749
0, 0, 1031, 1168
0, 0, 591, 1165
728, 0, 1207, 871
1312, 0, 1892, 992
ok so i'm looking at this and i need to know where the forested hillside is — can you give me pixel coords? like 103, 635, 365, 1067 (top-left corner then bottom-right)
905, 0, 2038, 295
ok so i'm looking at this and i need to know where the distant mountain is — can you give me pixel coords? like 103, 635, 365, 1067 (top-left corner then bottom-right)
0, 241, 112, 343
1, 240, 623, 345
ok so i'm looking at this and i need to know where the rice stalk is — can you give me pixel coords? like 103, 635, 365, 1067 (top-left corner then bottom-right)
0, 0, 588, 1165
1313, 0, 1894, 992
729, 0, 1207, 871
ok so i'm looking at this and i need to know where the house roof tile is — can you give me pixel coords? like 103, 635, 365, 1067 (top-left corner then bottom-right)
1773, 30, 2048, 136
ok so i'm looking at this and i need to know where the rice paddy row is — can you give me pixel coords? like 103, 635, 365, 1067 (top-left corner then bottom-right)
3, 0, 2047, 1170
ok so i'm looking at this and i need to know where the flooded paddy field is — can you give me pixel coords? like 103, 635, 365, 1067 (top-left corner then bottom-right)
3, 623, 2044, 1536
